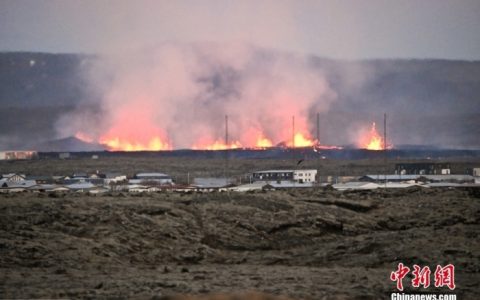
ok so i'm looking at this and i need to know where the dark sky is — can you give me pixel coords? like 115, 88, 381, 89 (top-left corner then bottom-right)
1, 0, 479, 59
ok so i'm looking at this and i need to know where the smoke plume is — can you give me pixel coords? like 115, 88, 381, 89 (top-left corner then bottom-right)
58, 42, 337, 150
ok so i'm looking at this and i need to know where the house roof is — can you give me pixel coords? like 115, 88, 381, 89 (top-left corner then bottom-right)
363, 174, 420, 180
1, 173, 26, 179
104, 173, 126, 178
135, 173, 171, 178
253, 169, 317, 174
1, 180, 36, 188
333, 182, 379, 191
230, 180, 315, 191
66, 182, 96, 190
424, 175, 474, 181
25, 175, 54, 181
193, 177, 230, 188
28, 184, 69, 191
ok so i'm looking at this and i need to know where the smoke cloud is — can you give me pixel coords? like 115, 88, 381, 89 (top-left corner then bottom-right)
58, 42, 337, 150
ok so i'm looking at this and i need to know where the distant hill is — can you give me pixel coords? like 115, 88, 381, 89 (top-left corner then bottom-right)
35, 136, 106, 152
0, 52, 479, 150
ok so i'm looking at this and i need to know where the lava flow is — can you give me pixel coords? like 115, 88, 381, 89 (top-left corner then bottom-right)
192, 140, 242, 150
100, 136, 170, 151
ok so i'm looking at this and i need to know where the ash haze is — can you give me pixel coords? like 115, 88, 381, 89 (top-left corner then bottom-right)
0, 1, 480, 150
1, 0, 480, 60
57, 42, 336, 150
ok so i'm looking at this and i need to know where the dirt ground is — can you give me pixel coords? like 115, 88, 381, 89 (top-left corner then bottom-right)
1, 187, 479, 299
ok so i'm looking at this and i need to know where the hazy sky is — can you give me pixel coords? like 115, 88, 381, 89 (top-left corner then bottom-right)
1, 0, 479, 60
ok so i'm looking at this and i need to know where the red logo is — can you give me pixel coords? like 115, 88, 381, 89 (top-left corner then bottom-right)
390, 263, 455, 291
412, 265, 431, 288
390, 263, 410, 291
434, 264, 456, 290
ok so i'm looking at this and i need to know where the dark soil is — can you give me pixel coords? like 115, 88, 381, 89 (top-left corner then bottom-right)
1, 187, 479, 299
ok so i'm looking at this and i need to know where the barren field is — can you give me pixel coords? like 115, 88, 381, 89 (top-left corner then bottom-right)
1, 186, 479, 299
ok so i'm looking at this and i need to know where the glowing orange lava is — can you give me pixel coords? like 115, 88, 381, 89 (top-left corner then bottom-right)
359, 122, 385, 150
287, 132, 316, 148
192, 140, 242, 150
255, 135, 273, 148
100, 136, 170, 151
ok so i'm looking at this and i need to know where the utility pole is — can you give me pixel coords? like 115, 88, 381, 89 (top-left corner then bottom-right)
292, 115, 295, 148
225, 115, 229, 148
316, 112, 320, 184
384, 113, 387, 188
291, 115, 296, 165
225, 115, 229, 180
316, 112, 320, 146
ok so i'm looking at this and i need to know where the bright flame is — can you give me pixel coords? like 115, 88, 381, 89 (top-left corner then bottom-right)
192, 140, 242, 150
255, 135, 273, 148
100, 136, 170, 151
96, 99, 173, 151
287, 132, 316, 148
359, 122, 385, 150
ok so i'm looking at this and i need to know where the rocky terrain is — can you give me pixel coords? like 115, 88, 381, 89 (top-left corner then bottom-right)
1, 187, 479, 299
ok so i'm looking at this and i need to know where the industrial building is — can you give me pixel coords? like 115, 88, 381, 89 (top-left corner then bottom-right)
395, 163, 451, 175
467, 167, 480, 177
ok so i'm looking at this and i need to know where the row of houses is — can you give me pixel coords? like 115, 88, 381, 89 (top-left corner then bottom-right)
0, 172, 173, 194
1, 164, 479, 194
0, 169, 320, 194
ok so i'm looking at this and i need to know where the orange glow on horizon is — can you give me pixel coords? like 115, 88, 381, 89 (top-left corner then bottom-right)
100, 136, 171, 151
192, 140, 242, 150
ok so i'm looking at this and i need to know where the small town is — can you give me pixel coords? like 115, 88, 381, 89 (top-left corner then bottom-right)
2, 161, 479, 195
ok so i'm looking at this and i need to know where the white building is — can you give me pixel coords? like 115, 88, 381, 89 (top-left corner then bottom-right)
252, 169, 317, 183
1, 173, 26, 182
129, 172, 173, 185
103, 173, 128, 185
471, 168, 480, 177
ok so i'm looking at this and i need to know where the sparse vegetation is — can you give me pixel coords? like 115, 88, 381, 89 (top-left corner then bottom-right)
1, 185, 479, 299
